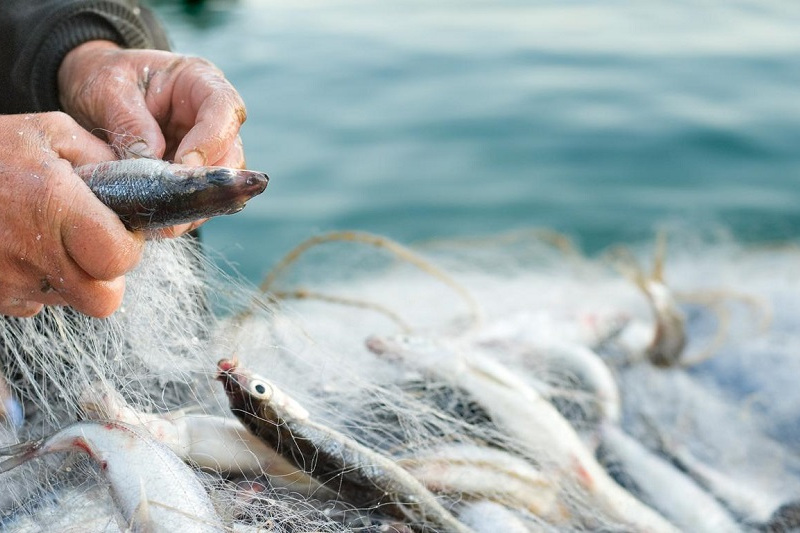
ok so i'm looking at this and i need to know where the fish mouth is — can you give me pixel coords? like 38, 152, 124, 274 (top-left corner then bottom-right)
365, 335, 404, 361
365, 336, 389, 355
216, 359, 249, 392
222, 171, 268, 214
217, 358, 238, 375
239, 170, 269, 195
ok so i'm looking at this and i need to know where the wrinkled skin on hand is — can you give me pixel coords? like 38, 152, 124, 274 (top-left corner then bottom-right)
58, 41, 248, 238
0, 113, 144, 318
0, 42, 248, 318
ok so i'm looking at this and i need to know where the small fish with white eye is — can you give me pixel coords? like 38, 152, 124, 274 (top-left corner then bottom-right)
216, 358, 474, 533
79, 383, 322, 494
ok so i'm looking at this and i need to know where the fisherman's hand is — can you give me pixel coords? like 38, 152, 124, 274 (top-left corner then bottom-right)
57, 41, 248, 237
0, 113, 143, 318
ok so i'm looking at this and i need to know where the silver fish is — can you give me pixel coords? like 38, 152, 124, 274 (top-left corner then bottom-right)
75, 159, 268, 230
79, 383, 321, 492
0, 420, 225, 532
599, 423, 741, 533
367, 334, 680, 533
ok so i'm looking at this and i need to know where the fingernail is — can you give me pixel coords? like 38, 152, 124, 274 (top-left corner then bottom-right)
181, 150, 206, 167
126, 141, 155, 159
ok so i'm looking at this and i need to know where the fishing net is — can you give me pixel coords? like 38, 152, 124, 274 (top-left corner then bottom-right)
0, 229, 798, 532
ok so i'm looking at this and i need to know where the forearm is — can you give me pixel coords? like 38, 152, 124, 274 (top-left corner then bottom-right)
0, 0, 169, 114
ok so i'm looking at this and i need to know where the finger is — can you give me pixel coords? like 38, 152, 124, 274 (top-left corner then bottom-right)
45, 112, 117, 166
27, 242, 127, 318
58, 43, 167, 158
209, 135, 246, 169
2, 256, 71, 307
174, 76, 246, 167
28, 287, 69, 307
0, 298, 43, 318
33, 183, 133, 317
25, 276, 72, 307
55, 168, 145, 281
33, 294, 69, 307
151, 219, 208, 239
56, 275, 126, 319
2, 263, 73, 308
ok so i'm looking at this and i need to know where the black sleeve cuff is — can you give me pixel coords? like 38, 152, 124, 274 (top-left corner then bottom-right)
8, 1, 171, 113
29, 14, 125, 111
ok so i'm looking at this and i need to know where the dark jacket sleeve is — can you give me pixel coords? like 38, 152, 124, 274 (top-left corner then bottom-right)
0, 0, 170, 114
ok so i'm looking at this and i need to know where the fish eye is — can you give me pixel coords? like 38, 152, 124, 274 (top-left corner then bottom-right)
249, 379, 271, 398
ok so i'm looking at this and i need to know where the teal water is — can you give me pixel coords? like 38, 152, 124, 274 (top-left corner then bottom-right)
153, 0, 800, 282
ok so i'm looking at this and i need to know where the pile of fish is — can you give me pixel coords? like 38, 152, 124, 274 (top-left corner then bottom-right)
0, 228, 799, 532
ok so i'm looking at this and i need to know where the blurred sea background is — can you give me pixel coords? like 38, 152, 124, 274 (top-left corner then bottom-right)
151, 0, 800, 283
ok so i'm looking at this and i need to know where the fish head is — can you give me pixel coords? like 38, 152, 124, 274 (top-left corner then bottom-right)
366, 334, 465, 379
216, 358, 262, 409
366, 334, 443, 360
205, 168, 268, 189
171, 166, 269, 219
216, 359, 309, 422
204, 168, 268, 215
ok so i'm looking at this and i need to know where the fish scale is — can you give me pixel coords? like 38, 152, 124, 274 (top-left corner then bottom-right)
75, 158, 268, 230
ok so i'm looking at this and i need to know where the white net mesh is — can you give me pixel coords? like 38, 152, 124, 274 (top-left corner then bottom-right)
0, 231, 798, 532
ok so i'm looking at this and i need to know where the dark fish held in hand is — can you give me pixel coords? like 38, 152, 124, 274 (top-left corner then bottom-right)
75, 159, 268, 230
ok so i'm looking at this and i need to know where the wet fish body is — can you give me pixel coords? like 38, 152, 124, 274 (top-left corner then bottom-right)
658, 438, 789, 526
398, 443, 564, 520
367, 334, 680, 533
79, 384, 314, 485
76, 159, 268, 230
458, 501, 541, 533
599, 423, 741, 533
0, 420, 224, 532
216, 359, 474, 533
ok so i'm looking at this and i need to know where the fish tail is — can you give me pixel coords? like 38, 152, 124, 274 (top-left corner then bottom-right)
652, 230, 668, 283
0, 440, 42, 473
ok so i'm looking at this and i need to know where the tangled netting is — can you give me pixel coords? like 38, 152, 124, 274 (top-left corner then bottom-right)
0, 229, 799, 532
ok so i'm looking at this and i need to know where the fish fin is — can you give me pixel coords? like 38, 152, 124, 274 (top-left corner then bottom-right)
131, 479, 155, 532
651, 230, 667, 282
0, 438, 40, 458
0, 447, 39, 473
